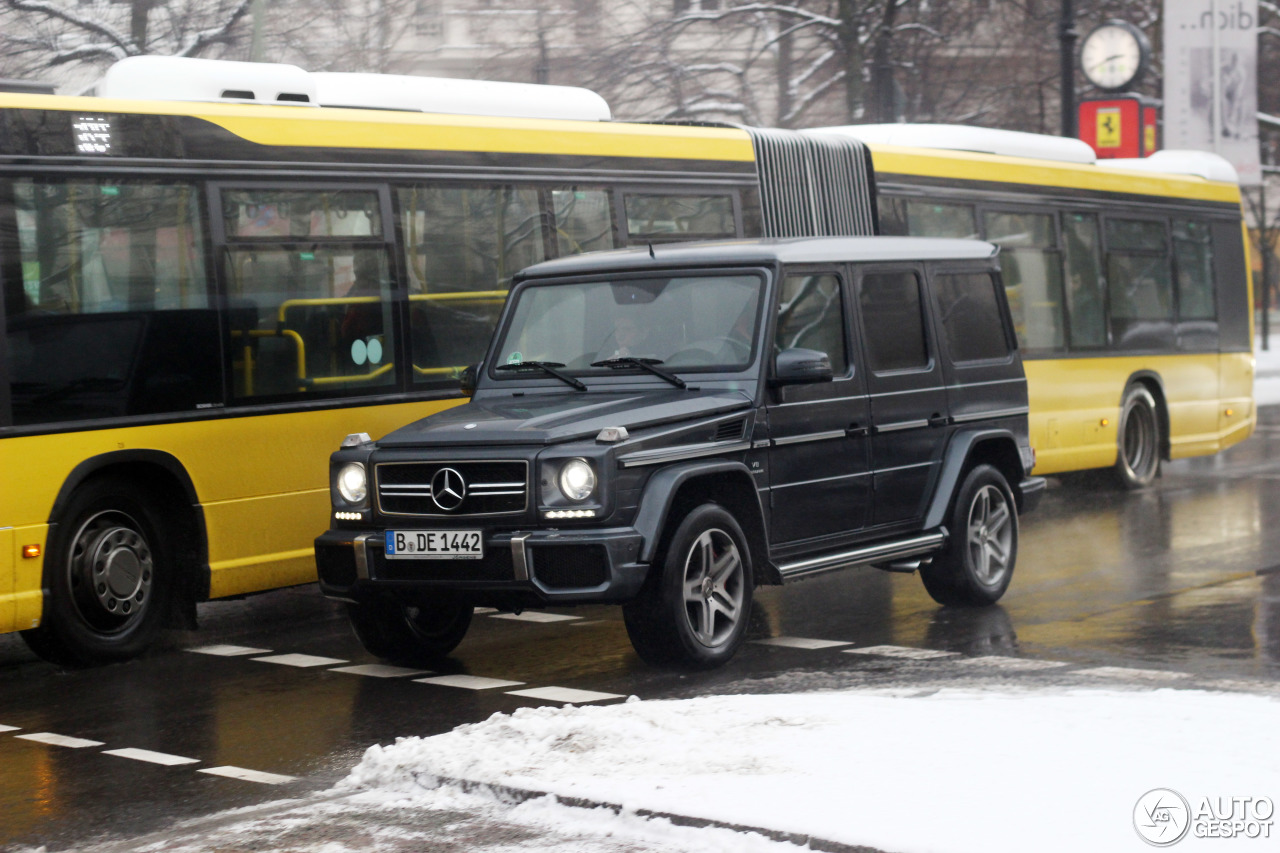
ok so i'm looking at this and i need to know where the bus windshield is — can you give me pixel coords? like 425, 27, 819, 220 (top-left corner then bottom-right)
494, 274, 764, 373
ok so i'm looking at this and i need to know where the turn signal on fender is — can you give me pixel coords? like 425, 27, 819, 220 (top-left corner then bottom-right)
21, 544, 41, 559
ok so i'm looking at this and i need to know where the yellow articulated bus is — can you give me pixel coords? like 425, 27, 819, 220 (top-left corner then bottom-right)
816, 124, 1255, 487
0, 57, 875, 664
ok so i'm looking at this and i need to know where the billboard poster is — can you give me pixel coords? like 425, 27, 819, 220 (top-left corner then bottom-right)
1163, 0, 1261, 185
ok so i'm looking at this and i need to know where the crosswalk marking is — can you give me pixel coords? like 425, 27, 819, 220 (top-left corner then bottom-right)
329, 664, 430, 678
104, 748, 200, 766
754, 637, 852, 650
16, 732, 104, 748
954, 656, 1069, 670
844, 645, 959, 660
506, 686, 623, 704
252, 653, 348, 668
490, 612, 581, 623
188, 644, 272, 657
0, 724, 19, 733
200, 766, 296, 785
415, 674, 524, 690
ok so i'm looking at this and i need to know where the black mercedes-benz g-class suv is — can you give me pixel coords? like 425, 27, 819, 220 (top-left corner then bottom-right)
315, 237, 1044, 668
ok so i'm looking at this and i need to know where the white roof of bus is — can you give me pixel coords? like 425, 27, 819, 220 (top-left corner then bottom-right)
86, 56, 611, 121
809, 123, 1239, 184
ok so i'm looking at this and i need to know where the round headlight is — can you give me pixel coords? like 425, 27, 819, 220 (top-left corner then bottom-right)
336, 462, 368, 504
558, 458, 596, 502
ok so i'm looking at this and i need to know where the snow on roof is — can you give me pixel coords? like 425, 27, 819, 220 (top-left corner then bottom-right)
809, 123, 1098, 164
85, 56, 611, 121
311, 71, 610, 121
1096, 149, 1240, 183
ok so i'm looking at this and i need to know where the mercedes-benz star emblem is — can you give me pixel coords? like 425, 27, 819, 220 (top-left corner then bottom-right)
430, 467, 467, 511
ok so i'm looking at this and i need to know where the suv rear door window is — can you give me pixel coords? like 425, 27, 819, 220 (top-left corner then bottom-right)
859, 270, 928, 372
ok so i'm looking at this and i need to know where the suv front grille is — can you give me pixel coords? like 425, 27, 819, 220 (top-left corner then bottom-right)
376, 460, 528, 517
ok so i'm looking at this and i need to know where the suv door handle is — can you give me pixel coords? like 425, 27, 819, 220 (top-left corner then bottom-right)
928, 413, 951, 428
846, 423, 873, 437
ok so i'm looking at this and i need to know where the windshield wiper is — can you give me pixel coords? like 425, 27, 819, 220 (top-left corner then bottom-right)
590, 356, 686, 389
494, 360, 587, 391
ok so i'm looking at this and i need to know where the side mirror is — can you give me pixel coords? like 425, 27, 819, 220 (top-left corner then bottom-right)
459, 363, 480, 396
772, 348, 833, 386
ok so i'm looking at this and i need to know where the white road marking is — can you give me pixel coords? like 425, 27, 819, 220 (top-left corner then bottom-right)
187, 644, 272, 657
103, 748, 200, 766
416, 674, 525, 690
200, 766, 296, 785
569, 620, 607, 626
953, 656, 1070, 670
0, 724, 20, 732
490, 612, 581, 623
507, 686, 624, 704
473, 607, 498, 614
329, 664, 430, 678
1073, 666, 1191, 681
753, 637, 852, 650
843, 645, 959, 660
16, 733, 104, 748
251, 653, 348, 668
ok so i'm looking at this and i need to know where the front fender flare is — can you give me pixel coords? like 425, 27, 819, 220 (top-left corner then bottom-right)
631, 460, 763, 565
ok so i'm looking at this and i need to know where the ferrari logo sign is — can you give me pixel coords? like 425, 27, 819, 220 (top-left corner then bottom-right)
1096, 108, 1122, 149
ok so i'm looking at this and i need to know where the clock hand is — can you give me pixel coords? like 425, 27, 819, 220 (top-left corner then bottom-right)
1089, 53, 1127, 72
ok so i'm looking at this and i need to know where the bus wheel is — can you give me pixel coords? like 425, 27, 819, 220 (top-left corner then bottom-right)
623, 503, 753, 669
1114, 385, 1161, 489
21, 479, 173, 667
920, 464, 1017, 607
346, 593, 472, 663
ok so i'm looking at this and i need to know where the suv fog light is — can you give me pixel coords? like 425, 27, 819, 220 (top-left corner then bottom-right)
337, 462, 368, 504
545, 509, 597, 519
558, 458, 596, 501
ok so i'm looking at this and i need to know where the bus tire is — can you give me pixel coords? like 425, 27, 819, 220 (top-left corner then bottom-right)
1113, 384, 1161, 489
345, 593, 472, 663
21, 478, 174, 667
623, 503, 753, 669
920, 464, 1017, 607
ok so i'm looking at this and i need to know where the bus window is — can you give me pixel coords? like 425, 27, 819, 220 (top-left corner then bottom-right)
984, 210, 1064, 353
1105, 218, 1173, 350
624, 194, 736, 243
1173, 219, 1216, 321
904, 201, 978, 239
221, 188, 396, 398
8, 179, 218, 424
553, 188, 615, 254
877, 196, 908, 236
1062, 213, 1107, 349
398, 184, 544, 379
859, 270, 928, 372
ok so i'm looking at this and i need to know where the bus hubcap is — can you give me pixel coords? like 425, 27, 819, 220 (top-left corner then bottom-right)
70, 512, 153, 629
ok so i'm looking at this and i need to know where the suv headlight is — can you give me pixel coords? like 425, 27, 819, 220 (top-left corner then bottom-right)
336, 462, 368, 504
558, 458, 596, 502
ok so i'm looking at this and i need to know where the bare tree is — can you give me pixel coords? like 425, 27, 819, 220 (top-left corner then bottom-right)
1, 0, 254, 82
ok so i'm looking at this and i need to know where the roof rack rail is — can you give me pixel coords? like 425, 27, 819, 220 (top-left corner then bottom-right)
0, 78, 56, 95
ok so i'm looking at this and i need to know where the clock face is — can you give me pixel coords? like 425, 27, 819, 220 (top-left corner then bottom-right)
1081, 23, 1145, 90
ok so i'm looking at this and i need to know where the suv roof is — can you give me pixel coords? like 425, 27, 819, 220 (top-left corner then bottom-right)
517, 236, 998, 280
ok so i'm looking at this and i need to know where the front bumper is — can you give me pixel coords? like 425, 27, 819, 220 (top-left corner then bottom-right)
315, 525, 648, 605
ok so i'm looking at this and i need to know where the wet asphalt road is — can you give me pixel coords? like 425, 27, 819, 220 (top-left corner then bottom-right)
2, 413, 1280, 852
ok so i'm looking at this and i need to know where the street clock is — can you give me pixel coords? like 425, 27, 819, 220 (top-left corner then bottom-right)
1080, 20, 1150, 92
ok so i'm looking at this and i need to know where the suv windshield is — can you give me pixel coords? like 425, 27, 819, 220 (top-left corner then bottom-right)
493, 273, 764, 374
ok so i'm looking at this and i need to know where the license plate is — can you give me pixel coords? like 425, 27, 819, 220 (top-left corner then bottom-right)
385, 530, 483, 560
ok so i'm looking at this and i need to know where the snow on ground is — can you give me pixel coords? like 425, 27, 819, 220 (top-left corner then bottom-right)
340, 686, 1280, 853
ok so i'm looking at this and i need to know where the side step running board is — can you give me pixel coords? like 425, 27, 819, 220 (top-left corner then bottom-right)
776, 530, 947, 582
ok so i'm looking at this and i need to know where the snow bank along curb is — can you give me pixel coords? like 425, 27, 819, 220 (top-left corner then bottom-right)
395, 771, 884, 853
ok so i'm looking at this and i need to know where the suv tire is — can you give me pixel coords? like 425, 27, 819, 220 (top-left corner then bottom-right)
346, 593, 472, 663
1113, 384, 1161, 489
623, 503, 753, 669
920, 464, 1017, 606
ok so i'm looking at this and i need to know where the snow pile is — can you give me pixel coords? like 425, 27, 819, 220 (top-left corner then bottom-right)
343, 687, 1280, 853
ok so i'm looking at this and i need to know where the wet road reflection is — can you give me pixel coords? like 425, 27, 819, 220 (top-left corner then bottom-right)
3, 420, 1280, 850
